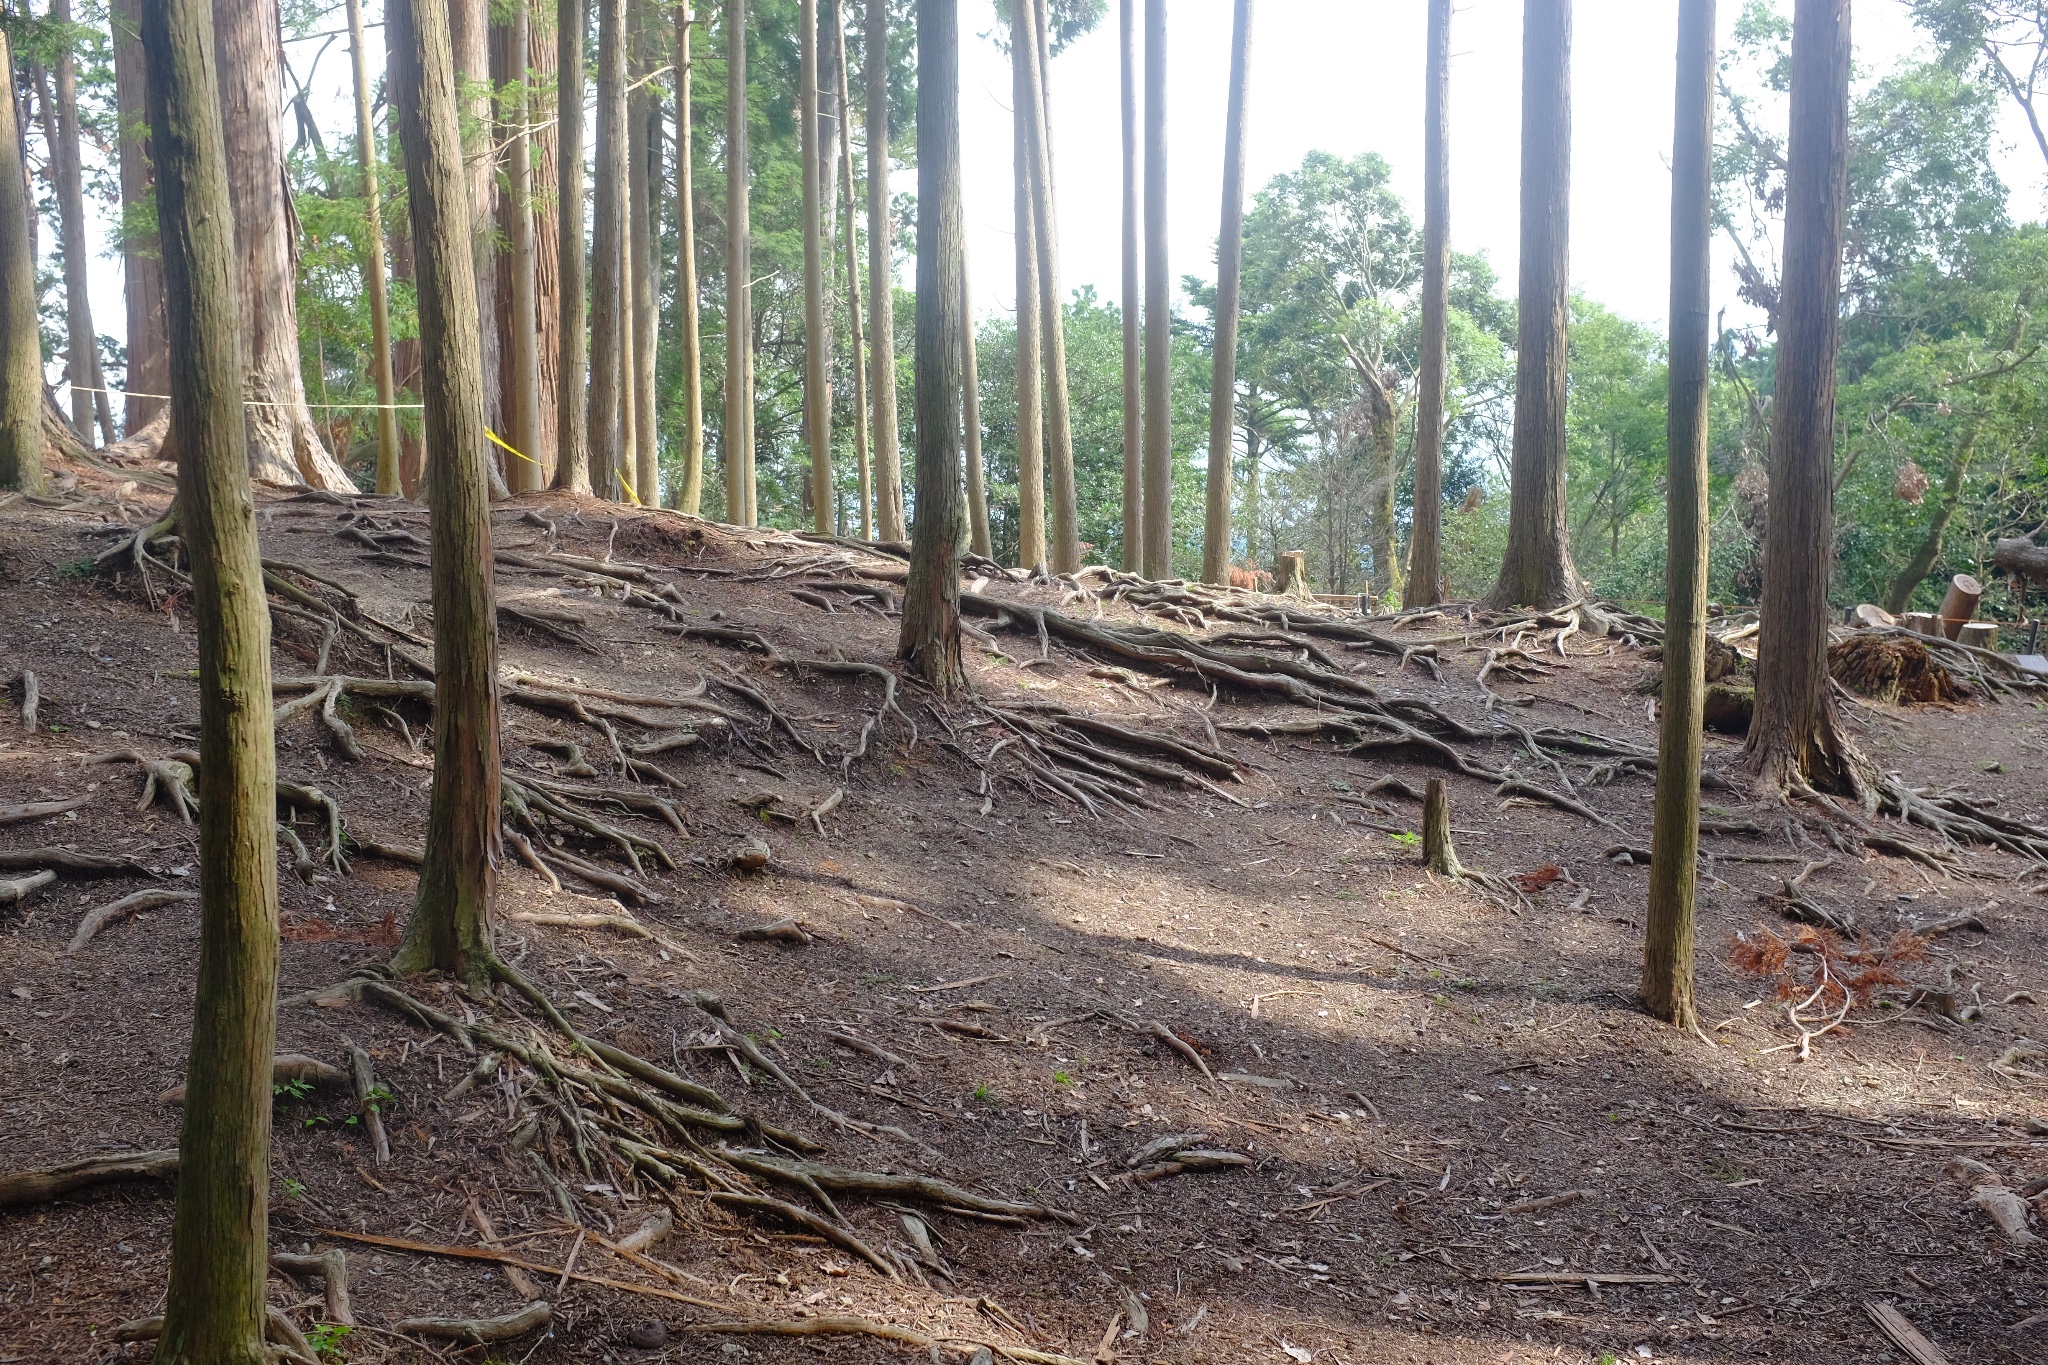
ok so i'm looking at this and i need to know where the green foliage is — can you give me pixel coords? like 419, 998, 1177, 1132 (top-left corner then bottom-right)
304, 1321, 352, 1362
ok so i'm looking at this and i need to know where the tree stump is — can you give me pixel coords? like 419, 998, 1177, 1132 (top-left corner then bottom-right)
1938, 572, 1982, 640
1274, 550, 1309, 598
1957, 621, 1999, 650
1422, 777, 1462, 877
1853, 603, 1895, 630
1900, 611, 1940, 637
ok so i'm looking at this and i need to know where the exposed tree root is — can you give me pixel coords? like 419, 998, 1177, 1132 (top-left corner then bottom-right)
0, 846, 150, 877
391, 1300, 551, 1343
158, 1054, 346, 1106
270, 1248, 354, 1326
14, 669, 37, 731
0, 1149, 178, 1208
66, 888, 200, 952
686, 1316, 1090, 1365
0, 870, 56, 905
0, 793, 92, 825
88, 747, 198, 821
111, 1306, 322, 1365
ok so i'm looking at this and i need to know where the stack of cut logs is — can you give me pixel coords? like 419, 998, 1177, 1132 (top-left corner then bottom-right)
1854, 574, 1999, 649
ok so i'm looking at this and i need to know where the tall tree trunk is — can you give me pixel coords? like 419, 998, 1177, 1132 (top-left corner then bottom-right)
629, 0, 659, 505
1010, 3, 1045, 571
590, 0, 628, 500
800, 0, 834, 531
553, 0, 590, 492
962, 247, 991, 557
450, 0, 504, 457
218, 0, 355, 489
347, 0, 403, 495
390, 219, 426, 493
865, 0, 904, 541
389, 0, 504, 990
529, 11, 561, 480
1643, 0, 1716, 1033
1119, 0, 1140, 572
1022, 0, 1078, 574
1138, 0, 1171, 579
1405, 0, 1451, 609
1743, 0, 1859, 797
0, 28, 41, 494
141, 0, 279, 1356
833, 4, 872, 538
1487, 0, 1578, 608
1202, 0, 1252, 586
725, 0, 755, 524
675, 5, 705, 512
111, 0, 167, 436
48, 0, 110, 445
1367, 383, 1400, 599
1882, 429, 1977, 615
900, 0, 966, 693
496, 0, 544, 492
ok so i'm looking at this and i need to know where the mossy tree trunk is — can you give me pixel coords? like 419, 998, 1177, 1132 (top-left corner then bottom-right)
0, 26, 41, 495
388, 0, 505, 991
143, 0, 281, 1354
1404, 0, 1451, 610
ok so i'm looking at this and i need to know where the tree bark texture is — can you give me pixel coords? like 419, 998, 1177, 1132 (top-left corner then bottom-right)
348, 0, 403, 495
1487, 0, 1578, 608
1010, 3, 1046, 571
725, 0, 756, 524
630, 0, 660, 505
801, 0, 834, 531
111, 0, 168, 435
1643, 0, 1715, 1034
962, 247, 991, 557
554, 0, 590, 492
1023, 0, 1079, 575
389, 216, 426, 493
865, 0, 903, 541
449, 0, 503, 449
589, 0, 628, 500
1118, 0, 1141, 573
493, 0, 545, 493
675, 5, 705, 512
142, 0, 280, 1355
833, 5, 872, 537
1422, 778, 1462, 877
0, 28, 41, 494
1742, 0, 1859, 797
1202, 0, 1252, 586
217, 0, 354, 489
900, 0, 967, 694
388, 0, 504, 989
50, 0, 111, 445
1405, 0, 1451, 609
1365, 382, 1400, 600
1139, 0, 1171, 579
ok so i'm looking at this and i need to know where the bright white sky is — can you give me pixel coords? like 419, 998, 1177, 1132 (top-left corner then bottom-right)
58, 0, 2048, 408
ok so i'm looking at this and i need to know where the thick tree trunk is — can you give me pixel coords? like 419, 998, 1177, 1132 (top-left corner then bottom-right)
0, 29, 41, 494
48, 0, 110, 445
1643, 0, 1715, 1034
1022, 0, 1079, 575
1139, 0, 1171, 579
494, 0, 544, 492
1405, 0, 1451, 609
725, 0, 755, 524
900, 0, 967, 694
1202, 0, 1252, 586
1742, 0, 1860, 798
218, 0, 355, 489
833, 6, 872, 537
675, 6, 705, 512
1010, 4, 1046, 572
111, 0, 168, 436
589, 0, 628, 500
864, 0, 903, 541
347, 0, 403, 495
141, 0, 280, 1357
962, 247, 991, 557
1119, 0, 1141, 573
1882, 430, 1977, 615
801, 0, 834, 531
1487, 0, 1578, 608
554, 0, 590, 492
389, 0, 504, 990
629, 0, 659, 505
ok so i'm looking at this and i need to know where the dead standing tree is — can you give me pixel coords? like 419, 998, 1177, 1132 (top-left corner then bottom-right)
143, 0, 283, 1352
388, 0, 506, 988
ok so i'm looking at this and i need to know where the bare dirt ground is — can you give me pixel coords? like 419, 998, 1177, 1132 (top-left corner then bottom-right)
0, 464, 2043, 1365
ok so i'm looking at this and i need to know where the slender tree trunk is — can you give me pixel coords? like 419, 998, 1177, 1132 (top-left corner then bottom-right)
1010, 4, 1046, 571
1487, 0, 1578, 608
900, 0, 967, 693
390, 220, 426, 493
388, 0, 504, 990
111, 0, 167, 436
1022, 0, 1078, 574
554, 0, 590, 492
1882, 430, 1977, 615
1643, 0, 1716, 1033
1743, 0, 1859, 797
590, 0, 628, 500
833, 5, 872, 538
1367, 386, 1400, 600
866, 0, 904, 541
0, 29, 41, 494
1202, 0, 1252, 586
141, 0, 279, 1356
630, 0, 659, 505
1405, 0, 1451, 609
48, 0, 108, 444
675, 5, 705, 512
346, 0, 403, 495
450, 0, 505, 466
962, 247, 991, 557
1119, 0, 1141, 572
725, 0, 755, 524
799, 0, 834, 530
501, 0, 543, 492
530, 8, 561, 480
1139, 0, 1171, 578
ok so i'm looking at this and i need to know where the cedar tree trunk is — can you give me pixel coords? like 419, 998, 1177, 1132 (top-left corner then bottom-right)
554, 0, 590, 492
834, 4, 872, 537
497, 0, 544, 492
0, 28, 42, 493
1138, 0, 1171, 578
50, 0, 111, 444
1119, 0, 1141, 571
675, 5, 705, 512
112, 0, 168, 435
629, 0, 659, 504
589, 0, 628, 500
1202, 0, 1252, 585
801, 0, 834, 530
866, 0, 904, 540
1010, 1, 1046, 571
1024, 0, 1079, 574
963, 246, 991, 557
1405, 0, 1451, 609
348, 0, 403, 495
725, 0, 756, 524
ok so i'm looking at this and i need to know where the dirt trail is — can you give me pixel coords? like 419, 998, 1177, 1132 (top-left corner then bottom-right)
0, 470, 2043, 1365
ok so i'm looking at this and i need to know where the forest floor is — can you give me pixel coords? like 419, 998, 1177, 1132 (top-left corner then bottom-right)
0, 462, 2043, 1365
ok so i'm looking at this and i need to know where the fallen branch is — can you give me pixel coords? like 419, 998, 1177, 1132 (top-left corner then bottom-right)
0, 1149, 178, 1208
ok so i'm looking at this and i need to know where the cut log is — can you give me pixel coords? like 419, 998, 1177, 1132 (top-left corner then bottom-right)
1957, 621, 1999, 650
1937, 573, 1982, 640
0, 1149, 178, 1207
1853, 604, 1896, 630
1900, 611, 1940, 637
1994, 536, 2048, 587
